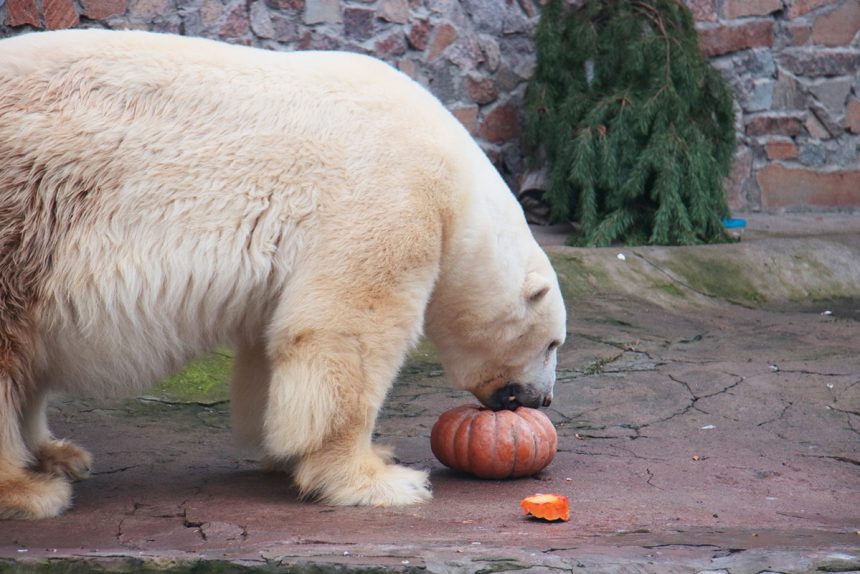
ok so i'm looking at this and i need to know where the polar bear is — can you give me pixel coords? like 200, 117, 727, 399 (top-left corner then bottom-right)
0, 30, 567, 519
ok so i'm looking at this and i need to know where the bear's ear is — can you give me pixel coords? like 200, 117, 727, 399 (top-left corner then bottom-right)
524, 272, 550, 305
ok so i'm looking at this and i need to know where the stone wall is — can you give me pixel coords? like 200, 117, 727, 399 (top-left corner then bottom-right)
1, 0, 858, 213
691, 0, 860, 212
0, 0, 540, 192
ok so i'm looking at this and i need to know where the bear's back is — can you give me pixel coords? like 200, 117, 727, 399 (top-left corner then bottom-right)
1, 31, 473, 394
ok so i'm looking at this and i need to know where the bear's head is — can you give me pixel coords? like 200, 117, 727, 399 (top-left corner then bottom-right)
425, 243, 567, 411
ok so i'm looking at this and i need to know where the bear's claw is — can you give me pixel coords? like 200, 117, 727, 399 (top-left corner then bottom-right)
34, 440, 93, 481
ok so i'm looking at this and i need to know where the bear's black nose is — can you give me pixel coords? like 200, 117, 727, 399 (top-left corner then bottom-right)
485, 383, 543, 411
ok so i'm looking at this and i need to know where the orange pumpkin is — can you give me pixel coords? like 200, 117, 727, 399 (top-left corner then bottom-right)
430, 404, 557, 479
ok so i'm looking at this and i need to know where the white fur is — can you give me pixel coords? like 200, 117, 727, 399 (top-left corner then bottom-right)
0, 30, 566, 516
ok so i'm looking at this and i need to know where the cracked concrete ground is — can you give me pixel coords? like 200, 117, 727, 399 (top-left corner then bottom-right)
2, 214, 859, 574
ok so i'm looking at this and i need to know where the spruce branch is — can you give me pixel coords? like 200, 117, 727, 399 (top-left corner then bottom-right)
524, 0, 736, 246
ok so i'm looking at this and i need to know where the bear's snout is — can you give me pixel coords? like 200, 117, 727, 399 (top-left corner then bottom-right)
484, 383, 548, 411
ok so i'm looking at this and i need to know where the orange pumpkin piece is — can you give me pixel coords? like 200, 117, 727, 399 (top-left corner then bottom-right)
520, 493, 570, 522
430, 405, 557, 479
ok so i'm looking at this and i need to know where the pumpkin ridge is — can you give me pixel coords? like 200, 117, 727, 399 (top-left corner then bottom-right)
519, 408, 552, 468
432, 404, 476, 469
458, 411, 473, 471
538, 410, 557, 467
491, 412, 498, 477
462, 410, 486, 476
510, 414, 518, 479
512, 415, 534, 478
528, 416, 539, 472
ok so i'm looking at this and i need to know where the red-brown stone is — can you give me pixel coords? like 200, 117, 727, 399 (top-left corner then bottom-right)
374, 31, 408, 59
765, 138, 800, 160
479, 102, 519, 143
298, 32, 341, 50
343, 7, 374, 41
397, 59, 418, 79
846, 98, 860, 134
427, 22, 457, 61
5, 0, 40, 27
785, 22, 813, 46
219, 1, 250, 38
451, 104, 479, 136
407, 18, 431, 51
684, 0, 717, 22
377, 0, 409, 24
128, 0, 171, 20
721, 0, 781, 19
697, 20, 774, 57
266, 0, 304, 9
465, 74, 498, 105
811, 0, 860, 47
82, 0, 127, 19
786, 0, 831, 19
778, 49, 860, 77
758, 164, 860, 209
745, 114, 804, 137
44, 0, 79, 29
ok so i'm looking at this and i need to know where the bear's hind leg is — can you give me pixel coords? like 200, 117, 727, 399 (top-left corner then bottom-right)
23, 391, 92, 481
0, 378, 72, 519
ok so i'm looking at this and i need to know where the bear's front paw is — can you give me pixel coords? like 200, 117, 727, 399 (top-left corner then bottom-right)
360, 464, 431, 507
34, 439, 93, 481
294, 450, 431, 507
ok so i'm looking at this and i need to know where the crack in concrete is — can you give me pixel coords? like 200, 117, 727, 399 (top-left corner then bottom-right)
645, 467, 663, 490
659, 357, 724, 367
569, 450, 625, 458
846, 416, 860, 439
577, 333, 659, 358
641, 543, 722, 550
756, 400, 793, 428
610, 444, 669, 462
92, 464, 141, 476
776, 368, 855, 377
801, 454, 860, 467
583, 351, 625, 375
137, 396, 230, 408
547, 405, 607, 424
829, 405, 860, 418
618, 372, 745, 440
179, 502, 207, 541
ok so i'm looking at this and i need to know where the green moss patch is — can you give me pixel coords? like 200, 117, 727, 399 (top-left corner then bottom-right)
150, 351, 233, 404
663, 254, 765, 306
648, 280, 687, 298
549, 252, 613, 299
